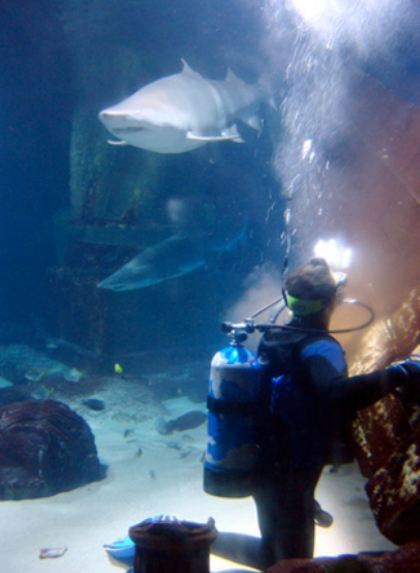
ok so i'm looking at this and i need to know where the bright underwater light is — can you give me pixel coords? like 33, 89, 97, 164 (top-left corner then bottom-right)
313, 238, 352, 270
291, 0, 339, 24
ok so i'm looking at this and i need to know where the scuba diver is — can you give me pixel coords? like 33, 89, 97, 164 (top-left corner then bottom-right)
211, 257, 420, 571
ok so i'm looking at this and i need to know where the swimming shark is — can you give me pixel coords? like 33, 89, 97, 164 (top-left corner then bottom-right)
98, 60, 267, 153
97, 225, 246, 292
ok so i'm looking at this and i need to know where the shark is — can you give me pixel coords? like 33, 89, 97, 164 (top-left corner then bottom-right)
97, 225, 246, 292
98, 60, 268, 153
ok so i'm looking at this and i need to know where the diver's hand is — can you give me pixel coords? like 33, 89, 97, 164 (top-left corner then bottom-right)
388, 359, 420, 405
388, 359, 420, 382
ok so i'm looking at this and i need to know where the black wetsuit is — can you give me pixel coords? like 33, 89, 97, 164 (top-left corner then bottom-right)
254, 319, 406, 567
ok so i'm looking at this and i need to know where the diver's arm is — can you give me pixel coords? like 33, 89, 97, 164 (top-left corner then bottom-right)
340, 368, 409, 411
333, 366, 405, 412
299, 339, 409, 413
344, 360, 420, 410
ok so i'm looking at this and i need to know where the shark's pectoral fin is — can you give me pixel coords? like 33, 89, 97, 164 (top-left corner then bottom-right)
186, 124, 244, 144
222, 124, 244, 143
107, 139, 129, 146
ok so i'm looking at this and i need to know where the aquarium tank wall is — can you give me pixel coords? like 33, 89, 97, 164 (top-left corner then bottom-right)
0, 1, 419, 572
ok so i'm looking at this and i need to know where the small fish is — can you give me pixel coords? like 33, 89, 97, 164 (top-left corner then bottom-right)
24, 367, 48, 383
64, 368, 84, 383
114, 363, 124, 375
32, 384, 54, 400
156, 411, 207, 435
166, 441, 182, 451
135, 447, 143, 458
82, 398, 105, 411
39, 546, 68, 559
179, 447, 194, 460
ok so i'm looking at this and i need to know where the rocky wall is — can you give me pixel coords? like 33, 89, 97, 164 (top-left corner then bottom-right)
267, 541, 420, 573
349, 339, 420, 545
287, 69, 420, 546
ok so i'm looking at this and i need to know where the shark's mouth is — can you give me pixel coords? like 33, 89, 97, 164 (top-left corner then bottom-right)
112, 126, 148, 134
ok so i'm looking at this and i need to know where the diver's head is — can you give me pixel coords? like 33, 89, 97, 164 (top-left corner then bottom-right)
283, 258, 338, 326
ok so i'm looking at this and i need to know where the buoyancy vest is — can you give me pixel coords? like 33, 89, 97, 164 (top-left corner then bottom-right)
258, 328, 352, 470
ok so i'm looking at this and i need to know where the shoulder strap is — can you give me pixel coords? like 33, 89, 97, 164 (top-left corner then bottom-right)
291, 332, 337, 380
292, 332, 335, 359
293, 332, 336, 356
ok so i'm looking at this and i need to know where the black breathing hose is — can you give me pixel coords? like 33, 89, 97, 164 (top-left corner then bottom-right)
256, 299, 375, 335
223, 298, 375, 337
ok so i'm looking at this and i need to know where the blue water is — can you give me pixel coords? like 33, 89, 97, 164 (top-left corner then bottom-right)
0, 0, 418, 355
0, 4, 419, 570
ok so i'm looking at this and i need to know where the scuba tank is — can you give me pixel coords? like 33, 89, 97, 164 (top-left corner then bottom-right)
203, 324, 264, 498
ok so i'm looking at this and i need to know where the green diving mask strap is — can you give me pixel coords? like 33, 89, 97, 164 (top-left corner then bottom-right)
283, 290, 326, 317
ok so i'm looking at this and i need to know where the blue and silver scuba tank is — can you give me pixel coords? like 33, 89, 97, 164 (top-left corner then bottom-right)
203, 325, 263, 498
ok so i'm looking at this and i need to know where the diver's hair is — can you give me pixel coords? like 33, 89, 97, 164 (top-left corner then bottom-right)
284, 258, 337, 302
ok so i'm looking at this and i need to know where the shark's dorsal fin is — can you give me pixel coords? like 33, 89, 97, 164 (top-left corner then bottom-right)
225, 67, 243, 85
181, 59, 202, 78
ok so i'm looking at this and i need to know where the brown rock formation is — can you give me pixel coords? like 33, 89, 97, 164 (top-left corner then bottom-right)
350, 343, 420, 545
285, 69, 420, 547
0, 399, 104, 500
267, 541, 420, 573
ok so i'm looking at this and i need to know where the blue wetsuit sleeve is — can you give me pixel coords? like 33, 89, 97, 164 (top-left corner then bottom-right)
300, 339, 347, 375
299, 339, 403, 413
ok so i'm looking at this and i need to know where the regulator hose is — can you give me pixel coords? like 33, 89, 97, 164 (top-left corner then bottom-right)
254, 298, 375, 335
222, 298, 375, 337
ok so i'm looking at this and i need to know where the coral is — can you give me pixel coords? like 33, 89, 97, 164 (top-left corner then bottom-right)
0, 399, 104, 500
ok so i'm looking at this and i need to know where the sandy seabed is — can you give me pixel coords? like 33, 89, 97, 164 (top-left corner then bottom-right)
0, 373, 396, 573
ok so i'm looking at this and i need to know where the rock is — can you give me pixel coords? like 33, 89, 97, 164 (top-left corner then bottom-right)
365, 424, 420, 545
156, 410, 207, 435
82, 398, 105, 411
39, 546, 68, 559
350, 343, 420, 545
0, 399, 104, 500
0, 387, 33, 406
267, 541, 420, 572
